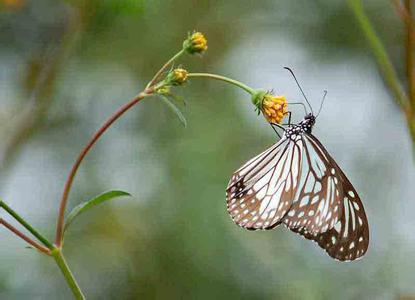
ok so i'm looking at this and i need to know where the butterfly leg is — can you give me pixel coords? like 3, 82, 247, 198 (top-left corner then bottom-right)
270, 123, 282, 138
286, 111, 292, 125
270, 122, 285, 130
279, 112, 292, 126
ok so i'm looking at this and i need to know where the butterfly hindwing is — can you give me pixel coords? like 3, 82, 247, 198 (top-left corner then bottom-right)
282, 133, 343, 235
284, 133, 369, 261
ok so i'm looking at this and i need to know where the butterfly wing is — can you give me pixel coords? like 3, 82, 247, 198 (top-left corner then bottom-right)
283, 133, 369, 261
226, 137, 303, 230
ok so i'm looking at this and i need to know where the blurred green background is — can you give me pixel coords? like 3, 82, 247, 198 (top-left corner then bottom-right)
1, 0, 415, 299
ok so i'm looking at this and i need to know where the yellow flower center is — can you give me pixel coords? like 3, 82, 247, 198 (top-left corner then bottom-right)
261, 94, 288, 124
191, 32, 208, 51
184, 32, 208, 54
172, 68, 188, 84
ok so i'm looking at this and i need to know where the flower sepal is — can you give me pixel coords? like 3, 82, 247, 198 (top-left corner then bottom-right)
252, 90, 288, 124
251, 90, 268, 110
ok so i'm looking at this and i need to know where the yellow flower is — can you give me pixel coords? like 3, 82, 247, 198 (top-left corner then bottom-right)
261, 94, 288, 124
166, 68, 188, 86
173, 68, 188, 84
183, 32, 208, 54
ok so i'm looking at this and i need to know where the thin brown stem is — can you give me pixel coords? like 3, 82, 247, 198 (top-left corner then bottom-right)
1, 218, 51, 255
394, 0, 412, 24
54, 89, 153, 246
54, 46, 186, 246
405, 0, 415, 106
393, 0, 415, 144
393, 0, 415, 41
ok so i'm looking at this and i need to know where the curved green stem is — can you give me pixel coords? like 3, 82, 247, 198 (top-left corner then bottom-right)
0, 200, 83, 297
188, 73, 255, 95
347, 0, 409, 108
0, 199, 53, 249
348, 0, 415, 146
51, 248, 85, 300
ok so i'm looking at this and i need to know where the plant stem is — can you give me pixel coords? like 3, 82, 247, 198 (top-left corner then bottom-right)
348, 0, 415, 143
146, 49, 185, 89
0, 199, 53, 249
187, 73, 255, 94
0, 218, 51, 255
51, 248, 85, 300
55, 47, 187, 246
348, 0, 409, 108
54, 90, 152, 246
55, 45, 185, 248
406, 0, 415, 106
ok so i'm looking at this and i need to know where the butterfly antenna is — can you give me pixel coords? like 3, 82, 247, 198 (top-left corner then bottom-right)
316, 90, 327, 117
284, 67, 313, 115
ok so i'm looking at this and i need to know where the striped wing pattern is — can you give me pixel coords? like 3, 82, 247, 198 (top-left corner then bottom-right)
282, 133, 344, 235
285, 134, 369, 261
226, 137, 303, 230
226, 130, 369, 261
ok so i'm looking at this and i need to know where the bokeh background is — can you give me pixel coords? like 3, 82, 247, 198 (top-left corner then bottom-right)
1, 0, 415, 299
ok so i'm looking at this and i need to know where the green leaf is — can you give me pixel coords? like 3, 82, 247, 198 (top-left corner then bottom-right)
169, 93, 187, 106
64, 190, 131, 232
160, 95, 187, 127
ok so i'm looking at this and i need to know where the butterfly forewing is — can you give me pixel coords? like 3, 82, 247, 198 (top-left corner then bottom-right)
283, 133, 369, 261
226, 137, 303, 230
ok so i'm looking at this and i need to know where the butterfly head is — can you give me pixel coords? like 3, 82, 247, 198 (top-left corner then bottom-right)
300, 113, 315, 134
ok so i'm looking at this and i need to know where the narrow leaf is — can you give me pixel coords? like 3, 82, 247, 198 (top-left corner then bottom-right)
160, 95, 187, 127
169, 93, 187, 106
64, 190, 131, 232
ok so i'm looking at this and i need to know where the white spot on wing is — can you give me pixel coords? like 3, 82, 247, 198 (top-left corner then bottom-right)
299, 196, 310, 207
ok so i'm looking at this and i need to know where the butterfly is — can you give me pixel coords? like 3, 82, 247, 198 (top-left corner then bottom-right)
225, 69, 369, 262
